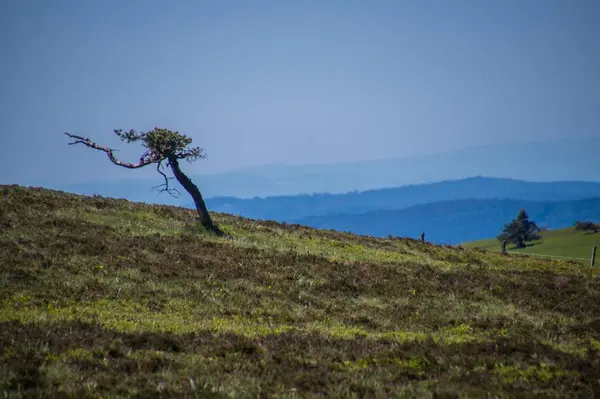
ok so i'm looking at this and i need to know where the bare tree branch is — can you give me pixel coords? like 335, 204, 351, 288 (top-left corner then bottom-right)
64, 132, 162, 169
152, 161, 180, 197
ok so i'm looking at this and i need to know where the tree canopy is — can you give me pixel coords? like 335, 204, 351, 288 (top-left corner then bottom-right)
497, 209, 540, 248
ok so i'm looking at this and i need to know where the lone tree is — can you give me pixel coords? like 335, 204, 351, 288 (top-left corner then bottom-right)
497, 209, 540, 248
65, 128, 223, 235
574, 220, 599, 233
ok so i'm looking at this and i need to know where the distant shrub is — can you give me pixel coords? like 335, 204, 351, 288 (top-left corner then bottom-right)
574, 221, 599, 233
497, 209, 540, 248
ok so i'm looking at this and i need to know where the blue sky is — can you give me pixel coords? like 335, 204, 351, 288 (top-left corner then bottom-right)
1, 0, 599, 186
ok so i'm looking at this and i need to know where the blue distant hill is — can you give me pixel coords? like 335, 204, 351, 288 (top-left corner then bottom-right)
292, 197, 600, 245
205, 177, 600, 222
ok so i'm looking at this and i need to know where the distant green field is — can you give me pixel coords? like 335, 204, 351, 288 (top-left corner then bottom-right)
462, 227, 600, 263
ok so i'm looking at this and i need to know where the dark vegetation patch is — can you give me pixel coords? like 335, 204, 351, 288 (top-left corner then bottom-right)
1, 321, 598, 397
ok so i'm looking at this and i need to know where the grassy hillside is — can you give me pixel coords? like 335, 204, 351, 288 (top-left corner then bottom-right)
462, 228, 600, 263
1, 185, 600, 398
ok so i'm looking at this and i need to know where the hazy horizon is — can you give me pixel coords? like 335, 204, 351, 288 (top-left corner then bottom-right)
1, 0, 599, 187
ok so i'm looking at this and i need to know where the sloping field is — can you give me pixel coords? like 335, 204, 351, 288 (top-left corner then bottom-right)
1, 185, 599, 398
463, 228, 600, 264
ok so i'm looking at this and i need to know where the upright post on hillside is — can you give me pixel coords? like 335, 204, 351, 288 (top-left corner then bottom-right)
592, 246, 597, 267
502, 240, 507, 255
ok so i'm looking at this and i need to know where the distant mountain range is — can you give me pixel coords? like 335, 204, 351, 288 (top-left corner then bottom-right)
202, 176, 600, 245
205, 177, 600, 222
195, 137, 600, 198
52, 137, 600, 200
293, 197, 600, 245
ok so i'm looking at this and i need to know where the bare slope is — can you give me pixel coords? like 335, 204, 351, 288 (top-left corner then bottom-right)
1, 185, 599, 397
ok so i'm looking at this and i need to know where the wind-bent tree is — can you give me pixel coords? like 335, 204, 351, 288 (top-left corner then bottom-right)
65, 128, 223, 235
497, 209, 540, 248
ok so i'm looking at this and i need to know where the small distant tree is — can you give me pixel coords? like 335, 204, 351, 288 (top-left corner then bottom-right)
65, 128, 223, 235
574, 220, 599, 233
497, 209, 540, 248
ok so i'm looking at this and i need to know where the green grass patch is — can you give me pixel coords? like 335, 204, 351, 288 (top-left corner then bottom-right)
463, 227, 600, 264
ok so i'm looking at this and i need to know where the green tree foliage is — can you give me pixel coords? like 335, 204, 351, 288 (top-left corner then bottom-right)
497, 209, 540, 248
574, 220, 599, 233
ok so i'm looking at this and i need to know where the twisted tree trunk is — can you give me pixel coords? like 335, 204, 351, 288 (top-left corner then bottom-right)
168, 156, 223, 235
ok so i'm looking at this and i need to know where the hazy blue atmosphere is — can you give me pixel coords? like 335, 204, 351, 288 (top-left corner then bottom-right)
1, 0, 599, 189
